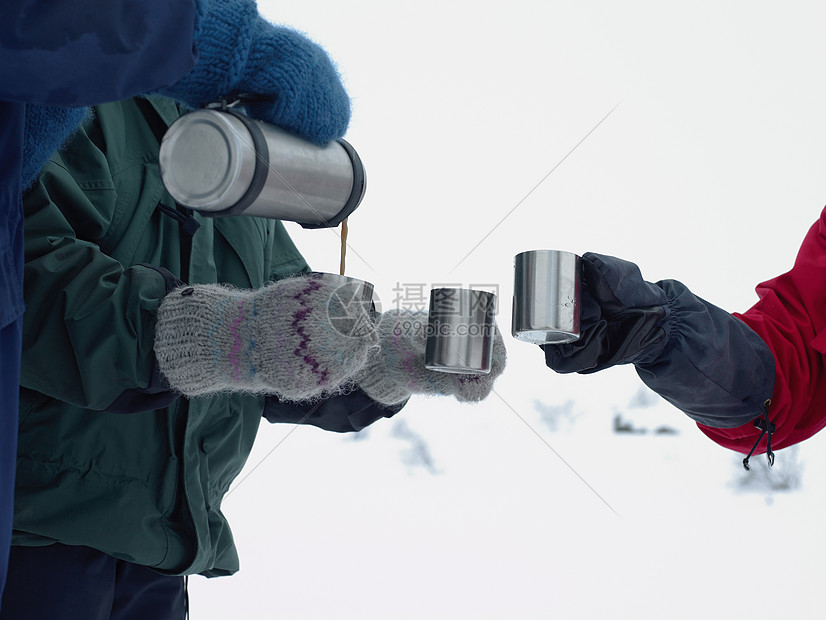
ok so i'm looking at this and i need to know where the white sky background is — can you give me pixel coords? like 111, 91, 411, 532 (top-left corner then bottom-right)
190, 2, 826, 618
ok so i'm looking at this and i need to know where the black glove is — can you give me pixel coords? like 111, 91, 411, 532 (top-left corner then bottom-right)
543, 252, 775, 430
544, 252, 669, 373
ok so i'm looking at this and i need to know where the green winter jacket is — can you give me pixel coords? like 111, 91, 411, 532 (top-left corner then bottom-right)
15, 96, 396, 577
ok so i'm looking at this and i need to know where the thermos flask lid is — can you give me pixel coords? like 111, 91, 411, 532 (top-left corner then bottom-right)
159, 109, 256, 211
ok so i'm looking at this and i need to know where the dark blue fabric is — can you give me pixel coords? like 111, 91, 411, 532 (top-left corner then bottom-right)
0, 544, 185, 620
264, 388, 405, 433
0, 1, 197, 610
634, 279, 775, 428
0, 103, 25, 328
0, 323, 17, 616
544, 252, 775, 429
103, 364, 180, 414
0, 1, 197, 106
8, 0, 197, 188
0, 322, 20, 616
0, 102, 25, 618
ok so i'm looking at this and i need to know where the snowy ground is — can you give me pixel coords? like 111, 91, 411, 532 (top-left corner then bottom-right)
190, 347, 826, 620
190, 1, 826, 618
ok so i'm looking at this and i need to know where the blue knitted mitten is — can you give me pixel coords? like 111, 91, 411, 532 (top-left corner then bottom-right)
161, 0, 350, 144
21, 104, 90, 189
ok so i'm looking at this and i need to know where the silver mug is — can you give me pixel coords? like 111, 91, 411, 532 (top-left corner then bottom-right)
425, 288, 497, 374
512, 250, 581, 344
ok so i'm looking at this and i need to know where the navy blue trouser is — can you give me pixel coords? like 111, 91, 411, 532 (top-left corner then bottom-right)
0, 544, 186, 620
0, 318, 21, 612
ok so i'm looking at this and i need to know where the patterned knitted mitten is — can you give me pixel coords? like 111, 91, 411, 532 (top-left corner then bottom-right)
161, 0, 350, 144
356, 310, 507, 406
154, 274, 378, 400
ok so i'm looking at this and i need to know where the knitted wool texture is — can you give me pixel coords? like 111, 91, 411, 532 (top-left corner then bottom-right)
163, 0, 350, 145
22, 105, 89, 189
154, 276, 378, 400
357, 310, 508, 406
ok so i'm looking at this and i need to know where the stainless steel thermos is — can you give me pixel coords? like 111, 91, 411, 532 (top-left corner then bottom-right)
158, 108, 365, 228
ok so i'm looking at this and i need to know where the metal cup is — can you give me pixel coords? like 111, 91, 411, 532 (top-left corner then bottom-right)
512, 250, 581, 344
425, 288, 497, 374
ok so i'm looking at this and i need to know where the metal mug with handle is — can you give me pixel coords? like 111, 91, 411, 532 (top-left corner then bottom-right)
512, 249, 581, 344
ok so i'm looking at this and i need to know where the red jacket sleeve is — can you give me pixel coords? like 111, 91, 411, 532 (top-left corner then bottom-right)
698, 207, 826, 452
